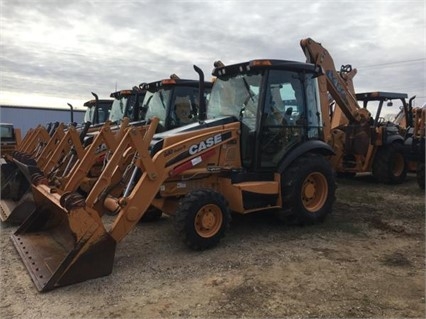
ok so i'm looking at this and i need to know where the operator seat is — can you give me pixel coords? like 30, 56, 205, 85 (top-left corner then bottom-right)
174, 98, 194, 126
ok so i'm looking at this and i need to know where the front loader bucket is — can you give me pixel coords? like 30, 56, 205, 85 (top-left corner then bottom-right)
0, 161, 33, 223
0, 159, 41, 224
11, 185, 116, 292
0, 192, 35, 224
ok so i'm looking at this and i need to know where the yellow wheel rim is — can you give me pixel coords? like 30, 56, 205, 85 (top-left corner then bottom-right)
301, 172, 328, 213
194, 204, 223, 238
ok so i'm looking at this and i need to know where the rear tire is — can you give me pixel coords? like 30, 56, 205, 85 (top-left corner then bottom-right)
372, 143, 407, 184
280, 153, 336, 224
174, 189, 231, 250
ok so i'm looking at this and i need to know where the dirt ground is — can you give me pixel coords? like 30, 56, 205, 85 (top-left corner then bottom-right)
0, 173, 424, 319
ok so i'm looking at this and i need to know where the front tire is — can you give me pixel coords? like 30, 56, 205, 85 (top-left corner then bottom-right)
174, 189, 231, 250
280, 153, 336, 224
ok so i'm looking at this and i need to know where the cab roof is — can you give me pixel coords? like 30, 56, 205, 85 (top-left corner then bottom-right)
110, 87, 146, 99
355, 91, 408, 101
212, 59, 320, 77
143, 78, 213, 93
83, 99, 113, 107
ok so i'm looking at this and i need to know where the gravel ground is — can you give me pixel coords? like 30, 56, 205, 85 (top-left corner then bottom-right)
0, 173, 424, 319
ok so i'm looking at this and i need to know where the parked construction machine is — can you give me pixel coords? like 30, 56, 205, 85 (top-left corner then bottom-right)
1, 76, 213, 225
80, 94, 113, 127
11, 58, 337, 291
141, 74, 213, 131
1, 123, 21, 157
301, 38, 409, 184
0, 93, 114, 223
391, 96, 425, 189
393, 96, 417, 131
402, 104, 425, 189
0, 121, 92, 223
108, 86, 147, 125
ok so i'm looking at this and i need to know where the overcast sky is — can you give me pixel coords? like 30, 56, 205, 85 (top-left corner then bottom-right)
0, 0, 425, 111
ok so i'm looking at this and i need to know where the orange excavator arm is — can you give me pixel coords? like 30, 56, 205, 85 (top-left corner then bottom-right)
300, 38, 371, 127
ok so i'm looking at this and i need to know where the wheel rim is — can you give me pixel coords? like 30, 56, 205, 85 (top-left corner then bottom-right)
194, 204, 223, 238
392, 153, 405, 176
301, 172, 328, 213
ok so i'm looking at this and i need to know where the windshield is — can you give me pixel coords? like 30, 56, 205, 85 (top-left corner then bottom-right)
358, 99, 406, 122
264, 70, 321, 135
109, 97, 128, 123
98, 105, 110, 123
208, 73, 262, 128
143, 89, 171, 126
83, 106, 95, 123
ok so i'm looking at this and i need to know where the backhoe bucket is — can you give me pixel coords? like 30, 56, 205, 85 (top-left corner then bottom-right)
11, 185, 116, 292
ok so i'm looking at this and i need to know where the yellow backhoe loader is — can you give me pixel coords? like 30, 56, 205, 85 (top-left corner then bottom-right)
301, 38, 409, 184
12, 60, 337, 291
108, 86, 147, 125
1, 76, 212, 224
0, 121, 93, 223
402, 105, 425, 189
1, 92, 113, 223
78, 93, 114, 130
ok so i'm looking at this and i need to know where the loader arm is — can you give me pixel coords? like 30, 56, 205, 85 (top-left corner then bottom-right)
15, 128, 34, 152
36, 123, 67, 169
300, 38, 370, 126
15, 125, 43, 153
61, 119, 137, 192
80, 118, 239, 242
41, 126, 86, 176
16, 125, 51, 156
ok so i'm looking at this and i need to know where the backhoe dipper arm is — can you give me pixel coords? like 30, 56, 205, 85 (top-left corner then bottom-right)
300, 38, 369, 124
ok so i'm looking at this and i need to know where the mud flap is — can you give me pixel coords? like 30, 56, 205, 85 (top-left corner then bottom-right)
10, 185, 116, 292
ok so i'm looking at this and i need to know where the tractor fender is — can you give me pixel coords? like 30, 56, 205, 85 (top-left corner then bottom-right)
277, 140, 334, 174
385, 134, 404, 146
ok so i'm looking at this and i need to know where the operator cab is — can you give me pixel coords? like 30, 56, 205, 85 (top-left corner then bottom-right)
208, 59, 324, 170
109, 87, 147, 124
142, 78, 213, 132
355, 91, 409, 127
83, 99, 113, 125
